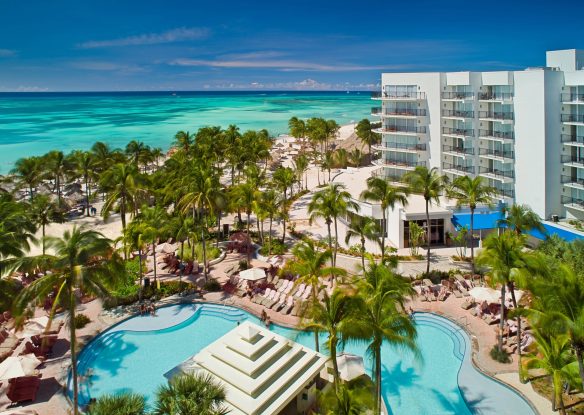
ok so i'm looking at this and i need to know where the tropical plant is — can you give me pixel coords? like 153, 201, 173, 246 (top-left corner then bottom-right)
153, 373, 228, 415
173, 130, 194, 153
499, 203, 545, 236
453, 226, 469, 259
10, 156, 43, 202
30, 194, 65, 255
0, 194, 36, 274
100, 163, 146, 231
289, 240, 346, 352
355, 118, 381, 159
69, 150, 96, 216
125, 140, 152, 169
345, 215, 380, 271
135, 206, 168, 287
257, 189, 280, 255
12, 227, 123, 414
348, 262, 418, 414
317, 379, 375, 415
403, 166, 448, 273
232, 181, 258, 265
408, 222, 425, 257
87, 391, 147, 415
293, 154, 310, 190
273, 166, 296, 203
309, 183, 358, 275
360, 177, 409, 264
44, 150, 70, 206
447, 176, 495, 273
348, 149, 363, 168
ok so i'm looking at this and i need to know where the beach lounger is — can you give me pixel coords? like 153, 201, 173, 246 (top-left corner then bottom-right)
292, 283, 306, 298
274, 279, 284, 289
265, 292, 282, 309
272, 294, 287, 311
280, 296, 294, 314
7, 376, 41, 404
253, 288, 271, 304
283, 281, 294, 295
301, 286, 312, 301
271, 276, 280, 286
461, 298, 475, 310
277, 280, 290, 293
484, 314, 500, 325
260, 290, 278, 306
291, 300, 303, 317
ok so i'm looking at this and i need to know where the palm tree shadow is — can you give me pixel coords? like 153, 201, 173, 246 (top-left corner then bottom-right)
380, 361, 419, 410
78, 331, 139, 378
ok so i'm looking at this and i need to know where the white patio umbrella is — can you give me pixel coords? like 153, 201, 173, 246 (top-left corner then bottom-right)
0, 354, 41, 380
239, 268, 266, 281
337, 353, 365, 381
469, 287, 524, 304
18, 316, 50, 338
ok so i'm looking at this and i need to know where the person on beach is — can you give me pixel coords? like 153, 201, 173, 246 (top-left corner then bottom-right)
265, 316, 271, 329
260, 309, 267, 323
140, 304, 146, 316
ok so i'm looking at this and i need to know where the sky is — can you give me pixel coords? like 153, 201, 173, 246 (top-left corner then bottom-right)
1, 0, 583, 92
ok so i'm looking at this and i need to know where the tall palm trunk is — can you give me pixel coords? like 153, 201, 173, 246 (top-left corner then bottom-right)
138, 248, 143, 301
470, 207, 476, 274
152, 241, 157, 287
69, 287, 79, 415
330, 336, 340, 389
201, 212, 208, 281
498, 285, 506, 352
360, 236, 366, 271
85, 175, 91, 216
268, 215, 273, 255
576, 346, 584, 389
216, 211, 222, 247
509, 282, 522, 376
56, 175, 61, 206
281, 216, 287, 244
42, 224, 46, 256
374, 344, 382, 415
246, 212, 252, 265
425, 199, 431, 274
333, 217, 339, 271
312, 289, 320, 353
381, 208, 386, 263
29, 185, 34, 203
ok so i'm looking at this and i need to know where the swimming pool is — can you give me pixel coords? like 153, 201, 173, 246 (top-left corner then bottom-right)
72, 303, 536, 414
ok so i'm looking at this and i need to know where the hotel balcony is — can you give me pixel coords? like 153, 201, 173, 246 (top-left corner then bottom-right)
442, 126, 474, 139
443, 162, 475, 176
561, 114, 584, 125
562, 154, 584, 168
494, 188, 515, 199
561, 175, 584, 190
561, 134, 584, 147
561, 93, 584, 104
478, 129, 514, 143
562, 196, 584, 212
379, 159, 427, 170
479, 167, 514, 183
374, 142, 427, 153
441, 109, 474, 119
441, 91, 474, 101
371, 168, 406, 183
478, 92, 514, 102
371, 91, 426, 101
478, 111, 514, 123
371, 107, 427, 118
442, 144, 474, 157
374, 126, 427, 136
478, 148, 515, 162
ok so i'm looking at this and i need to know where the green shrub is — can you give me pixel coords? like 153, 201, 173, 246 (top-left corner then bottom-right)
239, 259, 250, 270
259, 239, 287, 255
203, 279, 222, 292
180, 242, 221, 262
74, 313, 91, 329
490, 346, 511, 363
0, 278, 22, 312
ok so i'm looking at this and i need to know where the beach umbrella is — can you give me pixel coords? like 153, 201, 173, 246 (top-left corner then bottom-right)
0, 354, 41, 380
337, 353, 365, 381
469, 287, 501, 304
17, 316, 50, 338
239, 268, 266, 281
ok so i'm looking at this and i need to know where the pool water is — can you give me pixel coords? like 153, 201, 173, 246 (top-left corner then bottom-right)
74, 304, 535, 414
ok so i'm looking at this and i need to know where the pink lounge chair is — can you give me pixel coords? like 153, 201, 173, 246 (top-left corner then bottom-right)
260, 290, 277, 306
293, 284, 306, 298
280, 296, 294, 314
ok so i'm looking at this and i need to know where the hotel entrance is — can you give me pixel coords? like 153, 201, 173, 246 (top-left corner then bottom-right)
403, 219, 445, 248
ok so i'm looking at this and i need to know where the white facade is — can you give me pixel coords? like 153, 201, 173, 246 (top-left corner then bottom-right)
373, 49, 584, 221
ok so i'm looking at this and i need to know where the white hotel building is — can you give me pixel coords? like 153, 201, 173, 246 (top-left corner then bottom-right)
350, 49, 584, 248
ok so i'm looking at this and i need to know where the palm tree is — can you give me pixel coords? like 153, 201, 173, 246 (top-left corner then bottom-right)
348, 149, 363, 168
447, 176, 495, 273
44, 150, 70, 206
288, 116, 307, 143
289, 241, 346, 352
232, 181, 258, 265
100, 163, 145, 231
135, 206, 168, 287
345, 215, 380, 272
477, 232, 528, 354
293, 154, 310, 190
360, 176, 409, 264
154, 373, 228, 415
348, 262, 418, 414
123, 221, 149, 299
303, 289, 355, 388
355, 118, 381, 161
273, 166, 296, 203
309, 183, 358, 274
125, 140, 151, 169
10, 156, 43, 202
0, 194, 36, 272
87, 392, 147, 415
258, 189, 280, 255
498, 203, 545, 236
318, 380, 375, 415
91, 141, 122, 174
31, 194, 65, 255
403, 166, 448, 274
173, 130, 194, 153
12, 227, 123, 415
524, 331, 580, 415
321, 151, 335, 183
69, 150, 96, 216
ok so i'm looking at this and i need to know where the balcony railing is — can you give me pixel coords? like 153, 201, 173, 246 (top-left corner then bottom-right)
442, 109, 474, 118
561, 176, 584, 187
494, 188, 515, 198
562, 196, 584, 210
478, 129, 514, 140
561, 114, 584, 123
479, 148, 515, 159
441, 92, 474, 100
372, 91, 426, 100
561, 134, 584, 144
562, 93, 584, 103
442, 145, 474, 155
378, 125, 427, 134
443, 163, 475, 174
384, 142, 427, 151
371, 107, 426, 116
442, 127, 474, 137
479, 167, 514, 179
382, 159, 426, 168
478, 111, 514, 121
478, 92, 514, 101
562, 155, 584, 166
371, 169, 405, 182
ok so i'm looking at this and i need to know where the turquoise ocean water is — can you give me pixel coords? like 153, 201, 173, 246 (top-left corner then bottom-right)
0, 91, 371, 173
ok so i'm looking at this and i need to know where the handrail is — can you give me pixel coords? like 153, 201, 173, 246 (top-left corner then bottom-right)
478, 129, 514, 140
442, 127, 474, 137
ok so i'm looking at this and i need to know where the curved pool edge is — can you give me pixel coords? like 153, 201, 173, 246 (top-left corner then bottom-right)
69, 302, 540, 414
417, 311, 541, 415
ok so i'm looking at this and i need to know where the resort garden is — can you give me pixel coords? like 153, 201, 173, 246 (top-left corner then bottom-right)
0, 117, 582, 414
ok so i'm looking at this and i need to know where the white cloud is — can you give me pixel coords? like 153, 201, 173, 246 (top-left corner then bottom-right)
78, 27, 209, 49
0, 49, 15, 57
0, 85, 49, 92
203, 78, 379, 91
170, 57, 387, 72
71, 61, 146, 73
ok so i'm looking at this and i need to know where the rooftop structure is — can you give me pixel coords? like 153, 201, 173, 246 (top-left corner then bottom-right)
170, 321, 328, 415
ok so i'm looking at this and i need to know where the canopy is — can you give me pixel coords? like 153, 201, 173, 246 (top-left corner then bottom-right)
0, 354, 41, 380
320, 353, 365, 383
239, 268, 266, 281
469, 287, 524, 304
